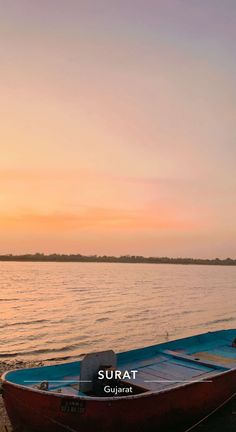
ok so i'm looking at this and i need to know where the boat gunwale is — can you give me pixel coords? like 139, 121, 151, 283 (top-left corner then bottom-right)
2, 329, 236, 402
2, 365, 236, 402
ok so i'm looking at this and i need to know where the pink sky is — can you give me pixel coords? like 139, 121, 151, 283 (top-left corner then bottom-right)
0, 1, 236, 257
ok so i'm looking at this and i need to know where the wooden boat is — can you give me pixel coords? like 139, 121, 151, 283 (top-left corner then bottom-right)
1, 329, 236, 432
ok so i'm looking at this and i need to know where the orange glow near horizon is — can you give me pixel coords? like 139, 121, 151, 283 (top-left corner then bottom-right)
0, 2, 236, 258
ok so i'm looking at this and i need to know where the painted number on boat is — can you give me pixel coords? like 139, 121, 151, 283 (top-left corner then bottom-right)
61, 399, 86, 414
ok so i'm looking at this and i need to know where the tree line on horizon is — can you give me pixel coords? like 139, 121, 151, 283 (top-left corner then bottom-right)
0, 253, 235, 266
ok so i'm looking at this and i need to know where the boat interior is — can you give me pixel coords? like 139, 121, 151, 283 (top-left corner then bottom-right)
4, 329, 236, 398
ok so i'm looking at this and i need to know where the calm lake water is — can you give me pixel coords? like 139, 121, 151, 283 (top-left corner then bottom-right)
0, 262, 236, 363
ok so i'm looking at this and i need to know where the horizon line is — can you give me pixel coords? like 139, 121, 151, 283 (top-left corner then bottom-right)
0, 253, 235, 266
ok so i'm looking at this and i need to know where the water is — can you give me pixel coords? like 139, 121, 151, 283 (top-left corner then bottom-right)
0, 262, 235, 363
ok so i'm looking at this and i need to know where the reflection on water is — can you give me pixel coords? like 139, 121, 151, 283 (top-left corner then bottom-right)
0, 262, 235, 362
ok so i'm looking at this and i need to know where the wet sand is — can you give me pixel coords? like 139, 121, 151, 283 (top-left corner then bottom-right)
1, 361, 236, 432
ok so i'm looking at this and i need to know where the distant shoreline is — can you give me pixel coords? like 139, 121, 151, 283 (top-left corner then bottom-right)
0, 254, 235, 266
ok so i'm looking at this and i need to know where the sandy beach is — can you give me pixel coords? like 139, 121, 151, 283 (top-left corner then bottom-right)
0, 362, 13, 432
0, 365, 10, 432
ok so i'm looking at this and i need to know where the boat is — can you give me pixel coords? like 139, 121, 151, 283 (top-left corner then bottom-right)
1, 329, 236, 432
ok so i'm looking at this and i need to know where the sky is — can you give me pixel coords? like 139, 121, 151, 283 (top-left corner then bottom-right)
0, 0, 236, 258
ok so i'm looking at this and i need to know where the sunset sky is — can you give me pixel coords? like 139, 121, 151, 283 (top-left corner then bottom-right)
0, 1, 236, 257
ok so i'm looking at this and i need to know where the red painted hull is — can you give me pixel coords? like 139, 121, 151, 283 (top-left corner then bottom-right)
2, 368, 236, 432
